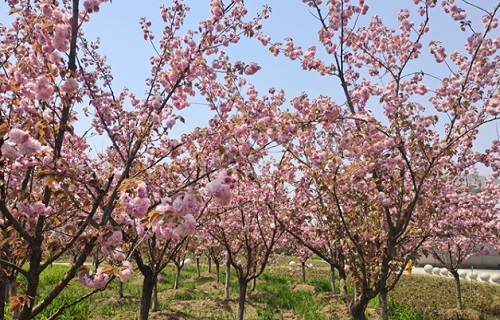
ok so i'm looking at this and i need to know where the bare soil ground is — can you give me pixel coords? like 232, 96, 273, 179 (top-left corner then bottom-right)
104, 277, 382, 319
148, 285, 382, 320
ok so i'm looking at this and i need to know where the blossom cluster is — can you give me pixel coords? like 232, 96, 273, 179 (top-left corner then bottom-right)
1, 128, 44, 161
119, 183, 151, 219
83, 0, 109, 14
116, 184, 202, 243
97, 230, 123, 258
149, 195, 198, 240
77, 261, 133, 289
78, 267, 109, 289
205, 172, 238, 205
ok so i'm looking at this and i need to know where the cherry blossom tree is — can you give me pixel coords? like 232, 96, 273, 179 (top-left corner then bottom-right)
206, 162, 286, 320
276, 175, 348, 294
0, 1, 119, 318
123, 187, 200, 320
188, 233, 206, 278
423, 175, 500, 310
85, 1, 277, 317
2, 1, 500, 320
288, 238, 314, 284
197, 228, 225, 282
0, 0, 272, 319
171, 236, 194, 290
263, 1, 500, 319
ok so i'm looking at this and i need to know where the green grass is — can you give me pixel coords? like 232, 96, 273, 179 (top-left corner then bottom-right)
254, 273, 330, 319
6, 265, 95, 320
171, 290, 210, 300
5, 262, 500, 319
387, 301, 434, 320
389, 275, 500, 320
309, 278, 334, 293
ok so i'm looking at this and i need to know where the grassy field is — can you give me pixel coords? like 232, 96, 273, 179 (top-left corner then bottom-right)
7, 260, 500, 319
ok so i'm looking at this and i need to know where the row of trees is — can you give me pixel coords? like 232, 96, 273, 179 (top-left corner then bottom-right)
1, 0, 499, 319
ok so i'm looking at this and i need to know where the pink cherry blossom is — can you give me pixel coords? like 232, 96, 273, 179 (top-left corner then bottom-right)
1, 143, 20, 161
18, 138, 42, 156
174, 213, 196, 237
206, 179, 231, 205
136, 182, 147, 198
52, 25, 70, 52
60, 78, 78, 94
83, 0, 102, 13
8, 128, 30, 144
173, 193, 201, 215
120, 192, 151, 219
92, 269, 109, 289
119, 261, 133, 281
33, 76, 54, 100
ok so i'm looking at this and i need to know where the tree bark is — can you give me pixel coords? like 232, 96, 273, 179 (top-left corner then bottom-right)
93, 253, 99, 272
237, 278, 248, 320
208, 256, 212, 273
450, 270, 463, 310
138, 269, 156, 320
174, 266, 182, 290
349, 295, 369, 320
224, 259, 231, 299
338, 268, 348, 297
329, 263, 337, 294
379, 288, 389, 320
215, 261, 220, 283
0, 276, 7, 320
196, 258, 201, 278
118, 281, 124, 299
301, 261, 306, 284
152, 281, 159, 312
18, 247, 42, 320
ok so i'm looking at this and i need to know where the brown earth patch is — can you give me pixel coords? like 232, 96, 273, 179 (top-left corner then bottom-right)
197, 281, 225, 295
150, 297, 258, 319
290, 282, 316, 293
96, 296, 140, 307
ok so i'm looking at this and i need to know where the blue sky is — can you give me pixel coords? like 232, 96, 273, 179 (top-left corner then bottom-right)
80, 1, 341, 149
81, 1, 498, 172
84, 0, 494, 95
83, 1, 335, 99
1, 1, 498, 174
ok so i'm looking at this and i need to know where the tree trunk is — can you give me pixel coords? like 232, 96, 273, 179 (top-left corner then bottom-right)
349, 295, 369, 320
10, 274, 20, 320
224, 259, 231, 299
379, 288, 389, 320
18, 262, 41, 320
208, 256, 212, 273
93, 253, 99, 272
138, 269, 156, 320
174, 266, 182, 290
0, 277, 7, 320
215, 261, 220, 283
118, 281, 124, 299
250, 277, 256, 291
450, 270, 463, 310
152, 280, 159, 312
237, 278, 248, 320
196, 258, 201, 278
329, 263, 337, 294
338, 268, 348, 297
301, 261, 306, 284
